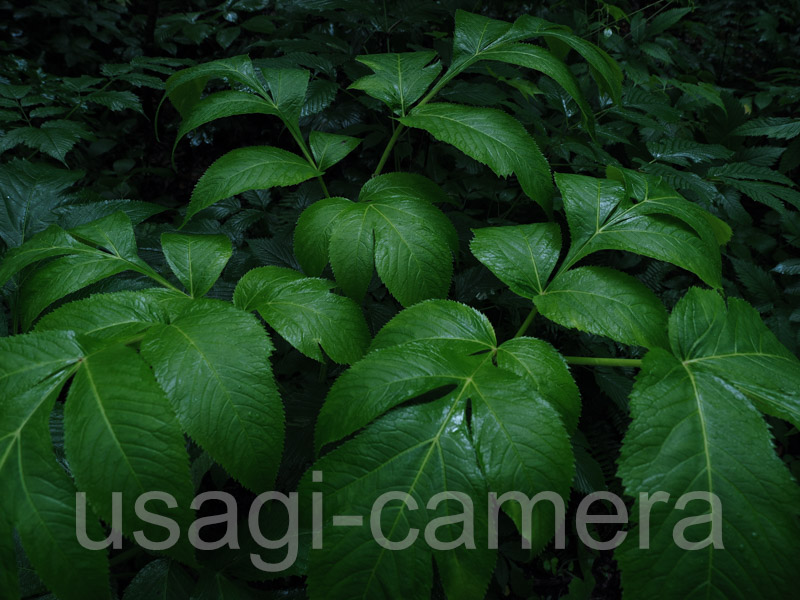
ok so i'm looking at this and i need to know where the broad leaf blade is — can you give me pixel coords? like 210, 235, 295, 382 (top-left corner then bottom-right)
186, 147, 321, 225
669, 289, 800, 429
369, 299, 496, 353
0, 225, 93, 286
328, 203, 376, 302
17, 253, 132, 330
306, 397, 493, 600
294, 196, 353, 276
261, 68, 310, 127
350, 51, 441, 115
0, 159, 82, 248
173, 91, 280, 156
470, 223, 561, 298
35, 290, 168, 342
480, 43, 595, 133
1, 376, 112, 600
234, 266, 370, 364
618, 349, 800, 599
165, 56, 268, 117
556, 173, 722, 287
161, 233, 232, 297
534, 267, 669, 349
140, 300, 284, 492
400, 103, 552, 212
122, 559, 193, 600
497, 337, 580, 433
66, 345, 196, 564
309, 131, 360, 171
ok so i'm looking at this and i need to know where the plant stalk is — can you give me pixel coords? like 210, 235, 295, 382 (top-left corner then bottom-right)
564, 356, 643, 368
513, 306, 538, 338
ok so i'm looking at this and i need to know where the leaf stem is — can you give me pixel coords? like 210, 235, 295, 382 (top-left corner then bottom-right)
513, 306, 538, 338
564, 356, 643, 368
371, 66, 459, 178
285, 122, 330, 197
373, 123, 404, 177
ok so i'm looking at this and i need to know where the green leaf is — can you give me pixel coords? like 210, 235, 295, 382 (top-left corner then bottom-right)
327, 200, 376, 302
618, 347, 800, 598
2, 215, 159, 322
668, 79, 726, 111
261, 68, 310, 127
304, 398, 494, 600
186, 146, 321, 225
140, 300, 284, 492
165, 56, 268, 117
555, 173, 722, 288
732, 117, 800, 140
333, 198, 455, 306
122, 559, 193, 600
35, 290, 168, 342
0, 331, 83, 397
161, 233, 232, 297
646, 7, 692, 37
607, 166, 732, 246
1, 376, 112, 600
450, 10, 514, 71
358, 172, 453, 209
0, 159, 83, 248
496, 337, 581, 433
0, 225, 93, 286
445, 10, 622, 103
0, 123, 90, 163
508, 14, 623, 102
87, 90, 143, 113
302, 79, 338, 116
310, 300, 575, 596
400, 103, 552, 212
350, 51, 441, 115
17, 254, 129, 330
668, 289, 800, 429
369, 299, 496, 353
293, 196, 353, 276
66, 344, 196, 564
173, 91, 280, 156
216, 26, 241, 50
708, 162, 795, 187
309, 131, 360, 171
55, 199, 166, 229
479, 43, 595, 133
69, 211, 142, 260
317, 341, 471, 451
470, 223, 561, 297
646, 138, 733, 166
294, 174, 457, 305
534, 267, 669, 349
233, 266, 370, 364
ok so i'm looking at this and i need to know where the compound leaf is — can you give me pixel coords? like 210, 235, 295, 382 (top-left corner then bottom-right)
350, 51, 441, 115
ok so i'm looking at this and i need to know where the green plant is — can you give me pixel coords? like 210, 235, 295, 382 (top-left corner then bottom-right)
1, 4, 799, 600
